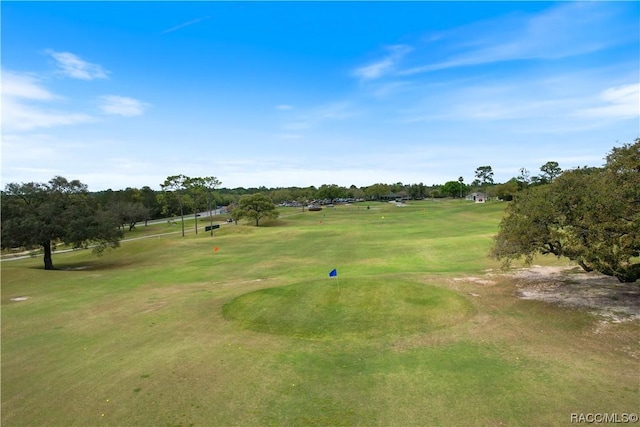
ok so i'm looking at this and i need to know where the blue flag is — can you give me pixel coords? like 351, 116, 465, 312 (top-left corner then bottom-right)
329, 268, 337, 277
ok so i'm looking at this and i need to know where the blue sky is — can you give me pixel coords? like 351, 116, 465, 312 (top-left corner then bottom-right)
2, 1, 638, 191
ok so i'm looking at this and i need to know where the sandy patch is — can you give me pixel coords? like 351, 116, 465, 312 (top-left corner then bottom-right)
10, 296, 28, 302
512, 265, 640, 322
453, 277, 496, 286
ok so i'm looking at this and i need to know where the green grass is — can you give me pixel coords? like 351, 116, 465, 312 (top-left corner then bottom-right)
223, 277, 474, 339
2, 200, 637, 426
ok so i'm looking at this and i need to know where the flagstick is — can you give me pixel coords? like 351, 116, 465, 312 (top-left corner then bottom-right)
329, 269, 340, 296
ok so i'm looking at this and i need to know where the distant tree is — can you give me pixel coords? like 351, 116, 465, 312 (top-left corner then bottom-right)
528, 175, 545, 186
347, 185, 366, 200
389, 182, 404, 193
494, 179, 519, 201
441, 180, 466, 198
491, 140, 640, 282
185, 178, 200, 234
289, 186, 315, 209
139, 186, 162, 222
229, 204, 242, 225
539, 161, 562, 183
95, 187, 162, 224
317, 184, 347, 203
365, 183, 389, 200
123, 187, 143, 204
1, 176, 123, 270
235, 193, 279, 226
109, 202, 150, 231
606, 139, 640, 172
517, 168, 530, 189
161, 175, 188, 237
92, 188, 116, 208
185, 176, 211, 235
474, 166, 494, 186
200, 176, 222, 235
408, 182, 426, 199
429, 189, 442, 198
156, 190, 179, 218
270, 189, 292, 204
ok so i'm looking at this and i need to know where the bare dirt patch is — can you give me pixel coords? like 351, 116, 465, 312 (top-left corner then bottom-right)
453, 277, 496, 286
511, 265, 640, 322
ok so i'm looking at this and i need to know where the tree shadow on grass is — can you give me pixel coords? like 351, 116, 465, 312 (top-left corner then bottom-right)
28, 258, 138, 272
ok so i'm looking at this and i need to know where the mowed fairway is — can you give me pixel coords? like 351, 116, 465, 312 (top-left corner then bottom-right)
2, 200, 638, 426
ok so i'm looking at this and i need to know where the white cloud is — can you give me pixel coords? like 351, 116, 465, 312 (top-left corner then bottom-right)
367, 81, 414, 99
392, 65, 639, 136
354, 58, 395, 80
399, 3, 635, 76
1, 70, 55, 100
98, 95, 149, 116
316, 101, 355, 120
161, 16, 211, 35
2, 98, 93, 131
353, 45, 413, 80
574, 83, 639, 119
46, 50, 109, 80
281, 101, 357, 132
1, 70, 148, 132
1, 69, 93, 131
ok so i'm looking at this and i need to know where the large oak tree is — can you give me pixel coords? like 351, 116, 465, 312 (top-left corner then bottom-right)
234, 193, 279, 226
491, 140, 640, 282
1, 176, 123, 270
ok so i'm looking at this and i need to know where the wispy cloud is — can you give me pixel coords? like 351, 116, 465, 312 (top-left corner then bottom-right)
2, 98, 93, 131
393, 66, 638, 137
161, 16, 211, 34
281, 101, 358, 132
98, 95, 149, 116
353, 45, 412, 80
573, 83, 639, 120
2, 70, 55, 100
367, 80, 414, 99
2, 70, 149, 132
276, 104, 293, 111
46, 50, 109, 80
1, 69, 93, 131
399, 3, 635, 76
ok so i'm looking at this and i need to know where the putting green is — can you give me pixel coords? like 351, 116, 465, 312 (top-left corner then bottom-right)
222, 277, 474, 339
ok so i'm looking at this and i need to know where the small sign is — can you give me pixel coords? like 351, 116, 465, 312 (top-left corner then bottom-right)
205, 224, 220, 232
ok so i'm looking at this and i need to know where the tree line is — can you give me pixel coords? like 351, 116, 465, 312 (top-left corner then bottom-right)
89, 162, 562, 218
3, 140, 637, 277
437, 161, 565, 201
